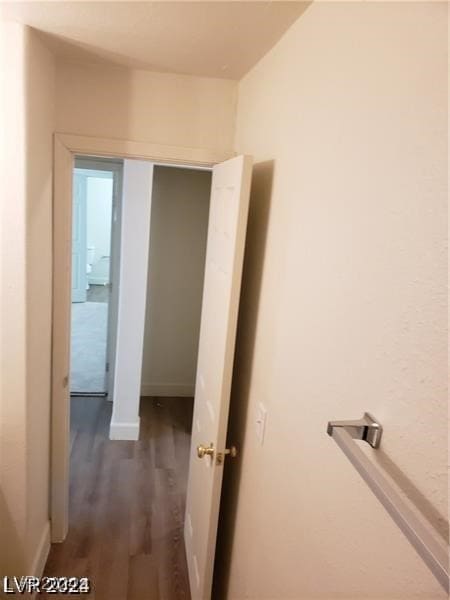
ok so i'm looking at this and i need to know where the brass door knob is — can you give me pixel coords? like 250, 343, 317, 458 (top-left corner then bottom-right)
197, 443, 214, 459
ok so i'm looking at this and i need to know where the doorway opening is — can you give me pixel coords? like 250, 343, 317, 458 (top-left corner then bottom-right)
49, 159, 212, 596
51, 134, 252, 600
70, 157, 123, 397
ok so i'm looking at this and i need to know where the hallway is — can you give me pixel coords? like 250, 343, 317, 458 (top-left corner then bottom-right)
1, 4, 447, 599
43, 397, 193, 599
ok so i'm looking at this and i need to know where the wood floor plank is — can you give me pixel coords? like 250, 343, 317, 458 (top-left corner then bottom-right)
153, 489, 190, 600
93, 459, 132, 599
150, 398, 178, 470
127, 555, 160, 600
129, 452, 155, 557
43, 396, 193, 600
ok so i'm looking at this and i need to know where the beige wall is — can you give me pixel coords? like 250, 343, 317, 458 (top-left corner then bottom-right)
25, 27, 55, 571
0, 24, 55, 575
1, 5, 447, 596
56, 61, 237, 155
216, 3, 448, 599
0, 19, 28, 575
1, 41, 233, 571
141, 166, 211, 397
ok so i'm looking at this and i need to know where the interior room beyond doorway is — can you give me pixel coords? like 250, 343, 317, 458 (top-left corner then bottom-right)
70, 162, 120, 396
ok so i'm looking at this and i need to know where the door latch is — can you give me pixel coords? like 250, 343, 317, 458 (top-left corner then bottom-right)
216, 446, 238, 465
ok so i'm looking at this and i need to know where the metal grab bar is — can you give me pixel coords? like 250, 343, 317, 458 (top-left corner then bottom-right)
327, 414, 449, 594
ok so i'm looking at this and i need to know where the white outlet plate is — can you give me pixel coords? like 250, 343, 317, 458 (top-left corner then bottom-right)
256, 403, 267, 445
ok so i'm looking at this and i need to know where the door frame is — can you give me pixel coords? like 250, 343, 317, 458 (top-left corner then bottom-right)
51, 132, 232, 542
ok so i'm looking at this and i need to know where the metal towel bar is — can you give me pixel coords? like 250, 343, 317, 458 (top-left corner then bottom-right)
327, 413, 449, 593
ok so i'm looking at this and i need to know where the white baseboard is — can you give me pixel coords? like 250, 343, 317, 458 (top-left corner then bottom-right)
109, 417, 140, 440
141, 382, 195, 397
30, 521, 51, 578
88, 277, 109, 285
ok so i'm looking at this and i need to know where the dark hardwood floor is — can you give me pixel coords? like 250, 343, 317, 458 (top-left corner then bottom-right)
43, 396, 193, 599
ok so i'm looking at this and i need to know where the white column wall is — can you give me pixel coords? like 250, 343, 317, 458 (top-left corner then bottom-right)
110, 160, 153, 440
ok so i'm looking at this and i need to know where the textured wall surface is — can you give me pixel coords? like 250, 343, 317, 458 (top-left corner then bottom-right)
56, 62, 237, 154
0, 19, 28, 575
0, 23, 55, 575
25, 25, 55, 571
215, 3, 448, 599
141, 166, 211, 397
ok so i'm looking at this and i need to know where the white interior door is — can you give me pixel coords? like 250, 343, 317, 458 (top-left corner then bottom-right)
71, 172, 87, 303
184, 154, 253, 600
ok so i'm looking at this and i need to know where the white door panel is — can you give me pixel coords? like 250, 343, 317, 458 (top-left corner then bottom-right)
185, 155, 253, 600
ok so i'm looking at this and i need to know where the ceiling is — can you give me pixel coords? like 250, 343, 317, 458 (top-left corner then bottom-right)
1, 1, 309, 79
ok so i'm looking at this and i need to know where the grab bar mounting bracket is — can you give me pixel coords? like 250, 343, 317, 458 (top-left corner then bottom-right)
327, 412, 382, 448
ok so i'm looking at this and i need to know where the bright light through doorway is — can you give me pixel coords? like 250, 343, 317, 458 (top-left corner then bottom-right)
70, 167, 114, 395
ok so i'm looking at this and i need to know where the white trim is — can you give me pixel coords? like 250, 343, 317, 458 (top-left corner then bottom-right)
141, 382, 195, 397
51, 132, 230, 543
109, 418, 141, 441
57, 133, 231, 167
30, 521, 51, 577
87, 276, 109, 285
51, 136, 72, 543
